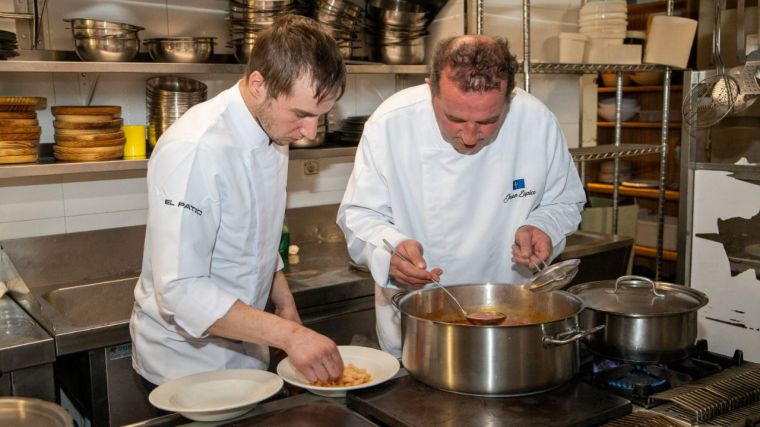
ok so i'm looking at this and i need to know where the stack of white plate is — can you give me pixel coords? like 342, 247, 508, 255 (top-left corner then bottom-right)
579, 0, 627, 45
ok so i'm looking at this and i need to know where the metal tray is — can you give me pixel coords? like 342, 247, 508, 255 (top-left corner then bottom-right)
0, 397, 72, 427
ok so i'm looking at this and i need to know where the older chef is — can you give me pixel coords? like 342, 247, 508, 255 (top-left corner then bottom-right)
337, 35, 586, 357
130, 15, 347, 388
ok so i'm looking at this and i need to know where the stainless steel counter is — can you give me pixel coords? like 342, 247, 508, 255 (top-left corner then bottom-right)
285, 241, 374, 309
0, 296, 55, 373
0, 295, 56, 400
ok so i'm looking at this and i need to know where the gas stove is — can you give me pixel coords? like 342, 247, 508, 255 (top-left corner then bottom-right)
580, 339, 745, 408
346, 340, 759, 427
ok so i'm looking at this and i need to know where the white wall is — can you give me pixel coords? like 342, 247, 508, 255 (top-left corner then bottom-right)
1, 0, 589, 240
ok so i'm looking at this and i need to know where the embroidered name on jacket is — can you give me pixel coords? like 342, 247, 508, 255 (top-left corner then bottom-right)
164, 199, 203, 216
504, 179, 536, 204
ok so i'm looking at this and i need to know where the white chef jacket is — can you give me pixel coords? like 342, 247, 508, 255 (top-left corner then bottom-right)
130, 83, 288, 385
337, 85, 586, 357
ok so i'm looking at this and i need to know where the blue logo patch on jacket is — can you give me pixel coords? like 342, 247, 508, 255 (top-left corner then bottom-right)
512, 179, 525, 190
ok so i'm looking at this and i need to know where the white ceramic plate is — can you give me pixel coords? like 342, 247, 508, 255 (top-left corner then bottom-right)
277, 345, 400, 398
148, 369, 283, 422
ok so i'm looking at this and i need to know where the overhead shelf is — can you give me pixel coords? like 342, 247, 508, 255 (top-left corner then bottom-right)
0, 56, 430, 75
524, 63, 668, 74
586, 182, 680, 200
1, 54, 664, 75
597, 121, 682, 128
598, 85, 683, 93
634, 244, 678, 261
0, 159, 148, 179
0, 146, 360, 179
569, 144, 662, 162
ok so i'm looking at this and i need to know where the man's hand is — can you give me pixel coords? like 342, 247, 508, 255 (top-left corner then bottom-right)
270, 271, 301, 324
284, 327, 344, 383
511, 225, 552, 268
388, 239, 443, 287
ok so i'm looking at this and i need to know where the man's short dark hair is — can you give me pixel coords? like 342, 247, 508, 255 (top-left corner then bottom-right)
429, 36, 518, 98
245, 14, 346, 102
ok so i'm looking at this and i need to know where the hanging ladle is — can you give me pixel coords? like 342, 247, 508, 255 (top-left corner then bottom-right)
382, 239, 506, 326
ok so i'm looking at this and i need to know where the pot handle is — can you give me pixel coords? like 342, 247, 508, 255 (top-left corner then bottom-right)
389, 289, 408, 309
613, 275, 664, 297
542, 325, 605, 347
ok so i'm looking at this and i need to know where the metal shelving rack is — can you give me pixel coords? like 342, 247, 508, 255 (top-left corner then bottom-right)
469, 0, 676, 278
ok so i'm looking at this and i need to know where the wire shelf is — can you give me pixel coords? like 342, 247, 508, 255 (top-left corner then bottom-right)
521, 63, 668, 74
570, 144, 662, 162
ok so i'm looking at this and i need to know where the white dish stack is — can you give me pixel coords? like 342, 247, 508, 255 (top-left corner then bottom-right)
580, 0, 639, 64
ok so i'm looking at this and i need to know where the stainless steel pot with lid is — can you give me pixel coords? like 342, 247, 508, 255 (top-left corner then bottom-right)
569, 275, 709, 363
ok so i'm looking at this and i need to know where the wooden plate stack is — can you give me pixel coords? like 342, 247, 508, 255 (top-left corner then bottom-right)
0, 96, 46, 164
52, 106, 125, 162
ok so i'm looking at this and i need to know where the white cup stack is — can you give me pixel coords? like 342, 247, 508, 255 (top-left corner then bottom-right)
580, 0, 640, 64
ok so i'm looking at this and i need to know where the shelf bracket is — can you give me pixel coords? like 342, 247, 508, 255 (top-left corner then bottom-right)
77, 72, 100, 106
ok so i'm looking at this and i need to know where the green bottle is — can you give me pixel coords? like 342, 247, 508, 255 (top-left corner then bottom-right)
278, 221, 290, 260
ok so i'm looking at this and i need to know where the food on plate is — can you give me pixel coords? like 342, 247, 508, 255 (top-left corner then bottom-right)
311, 363, 372, 387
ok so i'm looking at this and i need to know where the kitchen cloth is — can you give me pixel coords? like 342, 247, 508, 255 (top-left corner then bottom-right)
0, 246, 30, 298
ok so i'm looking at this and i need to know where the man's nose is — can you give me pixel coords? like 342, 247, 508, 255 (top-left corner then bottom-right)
461, 123, 479, 145
301, 117, 320, 141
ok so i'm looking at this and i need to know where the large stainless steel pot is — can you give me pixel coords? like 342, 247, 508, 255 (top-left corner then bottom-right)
568, 275, 709, 363
393, 283, 603, 396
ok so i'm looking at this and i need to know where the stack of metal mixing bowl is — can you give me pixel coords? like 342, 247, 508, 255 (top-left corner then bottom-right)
365, 0, 428, 64
313, 0, 365, 60
146, 77, 207, 146
64, 18, 144, 62
227, 0, 297, 64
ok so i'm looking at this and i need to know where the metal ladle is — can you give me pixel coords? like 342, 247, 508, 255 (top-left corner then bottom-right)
382, 239, 506, 326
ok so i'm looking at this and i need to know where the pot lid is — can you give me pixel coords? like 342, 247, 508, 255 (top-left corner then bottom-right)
568, 275, 708, 316
527, 258, 580, 292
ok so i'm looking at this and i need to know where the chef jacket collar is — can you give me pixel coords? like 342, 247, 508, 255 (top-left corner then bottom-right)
228, 83, 271, 150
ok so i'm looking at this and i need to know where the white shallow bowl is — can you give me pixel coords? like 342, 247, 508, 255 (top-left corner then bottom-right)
579, 11, 627, 20
277, 345, 400, 398
149, 369, 283, 422
581, 1, 627, 15
599, 97, 639, 107
598, 104, 640, 121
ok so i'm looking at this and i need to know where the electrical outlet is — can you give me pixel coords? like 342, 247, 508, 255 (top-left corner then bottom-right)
303, 159, 320, 175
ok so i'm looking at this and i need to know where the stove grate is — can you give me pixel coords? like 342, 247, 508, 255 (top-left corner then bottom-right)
651, 364, 760, 423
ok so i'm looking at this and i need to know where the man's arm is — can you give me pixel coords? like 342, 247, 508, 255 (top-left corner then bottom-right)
207, 298, 343, 382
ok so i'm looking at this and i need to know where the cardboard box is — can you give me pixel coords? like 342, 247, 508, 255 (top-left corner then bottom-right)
580, 197, 639, 238
636, 213, 677, 251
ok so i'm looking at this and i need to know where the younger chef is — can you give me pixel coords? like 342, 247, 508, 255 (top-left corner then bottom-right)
337, 34, 586, 357
130, 15, 347, 388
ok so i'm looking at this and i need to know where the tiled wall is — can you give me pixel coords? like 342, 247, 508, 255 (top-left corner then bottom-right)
1, 0, 590, 240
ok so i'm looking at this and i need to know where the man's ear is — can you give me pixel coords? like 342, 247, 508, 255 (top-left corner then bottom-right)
247, 71, 266, 100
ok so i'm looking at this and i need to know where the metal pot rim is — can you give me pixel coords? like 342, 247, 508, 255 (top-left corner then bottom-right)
395, 282, 585, 327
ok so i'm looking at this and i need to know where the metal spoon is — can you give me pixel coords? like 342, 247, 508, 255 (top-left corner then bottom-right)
382, 239, 506, 326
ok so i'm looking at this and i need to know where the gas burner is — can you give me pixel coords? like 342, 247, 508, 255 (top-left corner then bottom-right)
607, 365, 669, 393
586, 358, 694, 407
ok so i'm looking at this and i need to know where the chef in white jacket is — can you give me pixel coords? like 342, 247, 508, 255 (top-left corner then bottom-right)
337, 35, 586, 357
130, 15, 347, 387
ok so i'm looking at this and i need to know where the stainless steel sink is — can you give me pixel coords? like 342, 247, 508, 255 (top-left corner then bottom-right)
40, 277, 137, 327
10, 277, 139, 355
